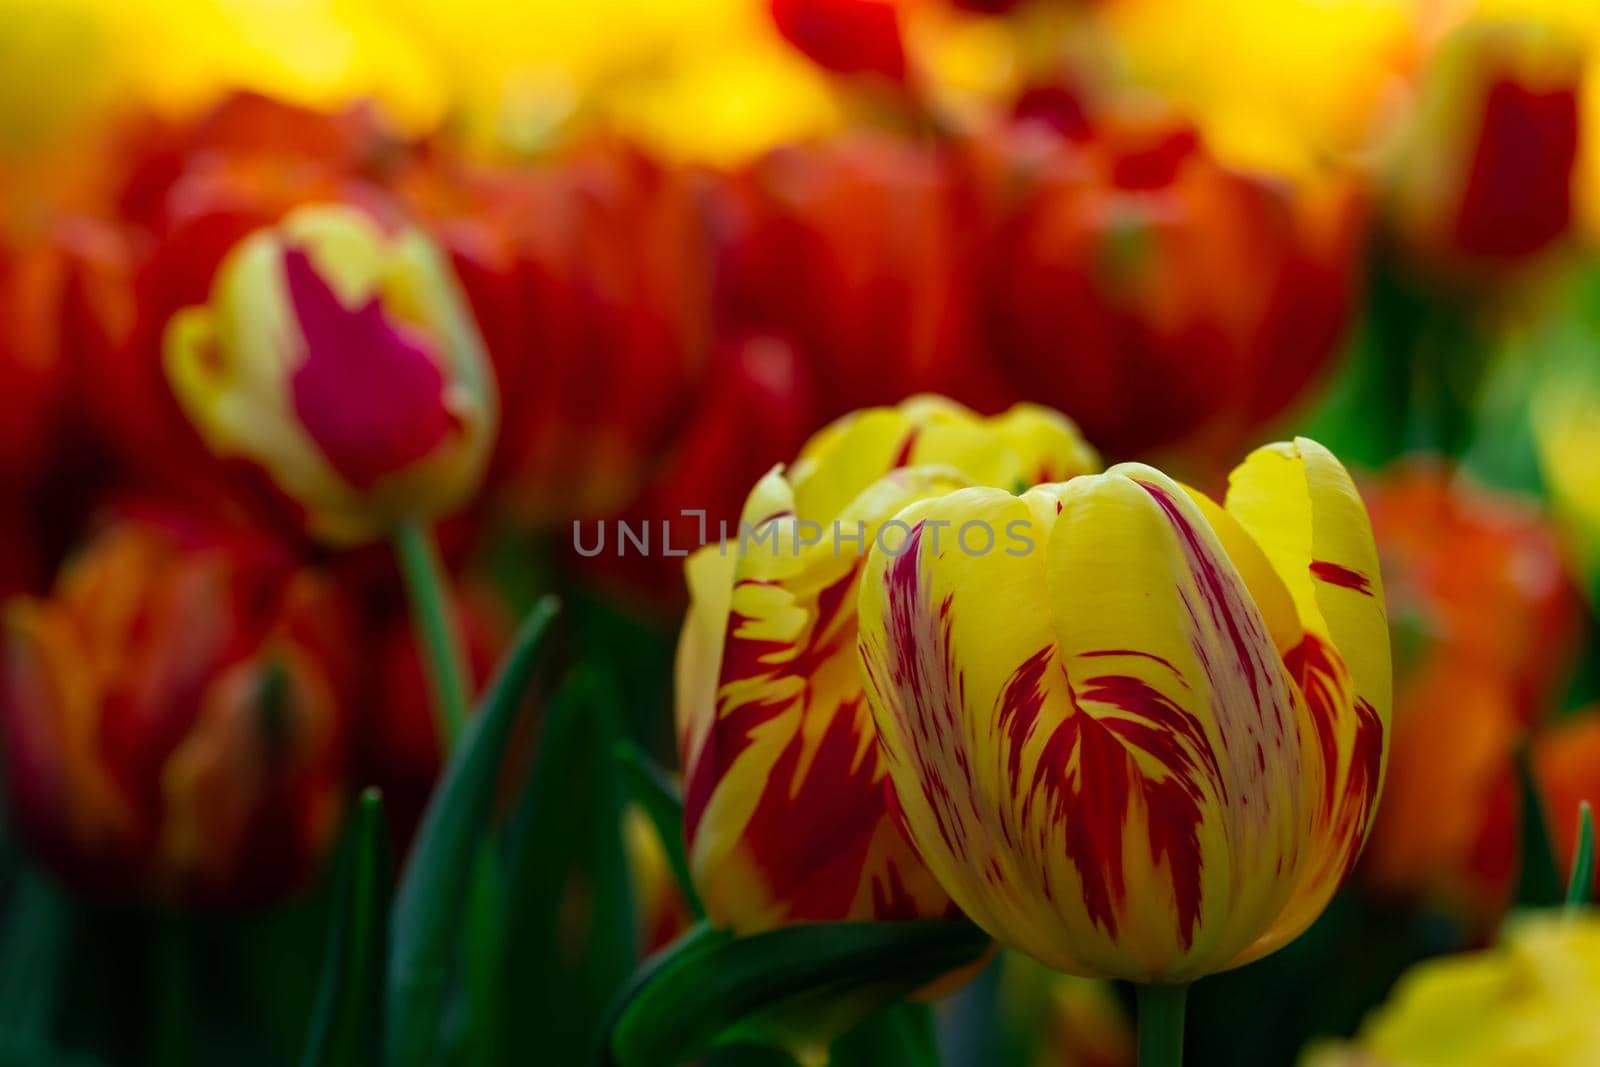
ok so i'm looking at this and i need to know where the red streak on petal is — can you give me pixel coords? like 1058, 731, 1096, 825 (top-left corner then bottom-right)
890, 428, 920, 469
1309, 560, 1374, 597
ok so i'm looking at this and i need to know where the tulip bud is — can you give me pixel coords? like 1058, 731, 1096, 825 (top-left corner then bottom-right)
677, 395, 1096, 933
164, 204, 497, 545
0, 514, 353, 906
1388, 18, 1582, 268
857, 438, 1390, 980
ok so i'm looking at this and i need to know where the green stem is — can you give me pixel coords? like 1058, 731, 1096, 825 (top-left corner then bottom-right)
1136, 982, 1187, 1067
394, 521, 471, 749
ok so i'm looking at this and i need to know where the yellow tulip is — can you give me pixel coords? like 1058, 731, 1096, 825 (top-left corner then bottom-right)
1304, 914, 1600, 1067
856, 438, 1390, 981
677, 395, 1097, 934
165, 204, 497, 545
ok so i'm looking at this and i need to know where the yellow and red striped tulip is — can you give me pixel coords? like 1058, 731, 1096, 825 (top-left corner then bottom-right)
677, 395, 1097, 934
163, 203, 497, 546
857, 438, 1390, 981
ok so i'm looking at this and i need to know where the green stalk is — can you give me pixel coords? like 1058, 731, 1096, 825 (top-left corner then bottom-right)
393, 521, 471, 749
1136, 983, 1187, 1067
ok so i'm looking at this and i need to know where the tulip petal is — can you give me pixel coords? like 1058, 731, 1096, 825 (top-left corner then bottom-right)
1224, 438, 1390, 960
858, 473, 1306, 979
1050, 468, 1308, 970
678, 466, 962, 931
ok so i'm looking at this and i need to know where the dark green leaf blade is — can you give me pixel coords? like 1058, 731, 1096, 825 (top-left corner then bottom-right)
607, 919, 990, 1067
1565, 800, 1594, 909
502, 666, 637, 1065
1516, 745, 1563, 908
0, 870, 72, 1038
830, 1001, 940, 1067
615, 740, 703, 918
301, 789, 392, 1067
386, 595, 560, 1067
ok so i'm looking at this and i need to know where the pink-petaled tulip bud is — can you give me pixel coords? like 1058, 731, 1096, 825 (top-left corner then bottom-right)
164, 204, 497, 545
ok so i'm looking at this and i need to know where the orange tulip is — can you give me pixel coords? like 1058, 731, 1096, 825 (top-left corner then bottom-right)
0, 512, 353, 905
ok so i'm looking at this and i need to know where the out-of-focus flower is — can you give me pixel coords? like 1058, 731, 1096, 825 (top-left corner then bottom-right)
1387, 17, 1583, 270
969, 112, 1365, 464
1304, 913, 1600, 1067
0, 512, 352, 906
0, 216, 130, 491
163, 203, 497, 545
768, 0, 908, 82
587, 334, 819, 605
677, 395, 1097, 933
398, 144, 713, 528
82, 94, 408, 510
719, 134, 1007, 419
1358, 467, 1583, 922
1366, 466, 1581, 716
858, 438, 1390, 980
1533, 712, 1600, 901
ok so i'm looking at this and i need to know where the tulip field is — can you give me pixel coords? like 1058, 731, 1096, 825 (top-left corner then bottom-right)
4, 1, 1600, 1065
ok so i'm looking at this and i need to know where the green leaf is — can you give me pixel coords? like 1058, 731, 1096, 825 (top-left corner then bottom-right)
606, 919, 991, 1067
1565, 801, 1595, 910
1515, 745, 1563, 909
830, 1002, 940, 1067
301, 789, 391, 1067
501, 666, 637, 1065
393, 520, 473, 748
0, 870, 73, 1038
386, 595, 560, 1067
614, 740, 703, 918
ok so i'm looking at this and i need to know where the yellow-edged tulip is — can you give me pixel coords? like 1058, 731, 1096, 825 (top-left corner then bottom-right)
164, 204, 497, 546
677, 395, 1097, 933
857, 438, 1390, 981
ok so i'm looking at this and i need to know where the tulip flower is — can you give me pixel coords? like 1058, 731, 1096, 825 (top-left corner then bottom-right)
397, 144, 712, 527
677, 395, 1097, 934
857, 438, 1389, 1055
0, 513, 353, 906
1387, 17, 1582, 270
164, 202, 497, 546
1305, 914, 1600, 1067
1358, 467, 1583, 924
970, 111, 1364, 463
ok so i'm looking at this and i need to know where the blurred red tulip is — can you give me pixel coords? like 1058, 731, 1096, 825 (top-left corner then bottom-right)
968, 108, 1364, 463
1389, 19, 1582, 271
719, 134, 1006, 419
1357, 466, 1585, 924
769, 0, 908, 81
581, 333, 820, 604
398, 142, 713, 527
0, 510, 355, 906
